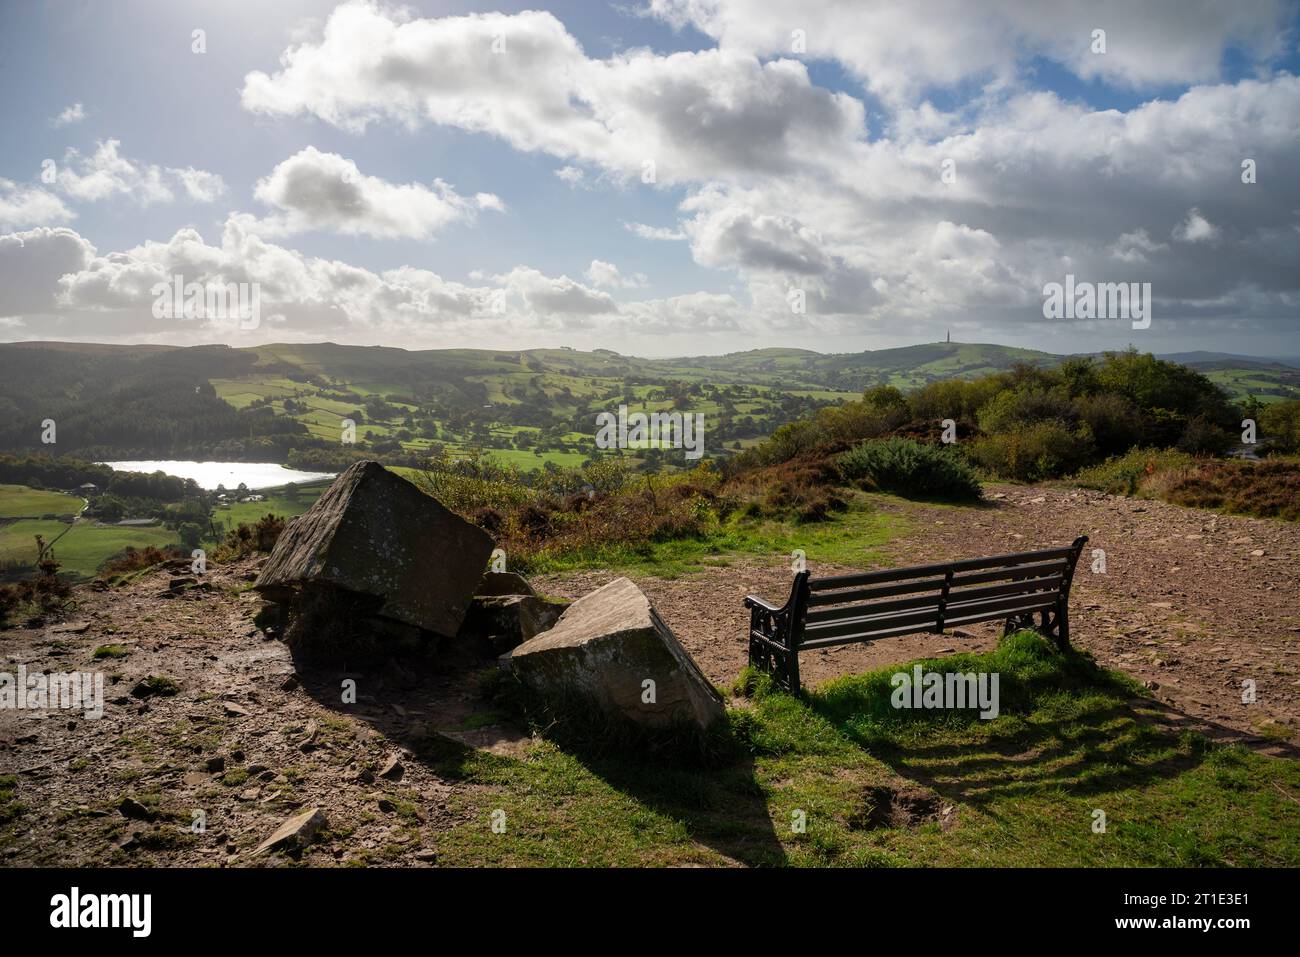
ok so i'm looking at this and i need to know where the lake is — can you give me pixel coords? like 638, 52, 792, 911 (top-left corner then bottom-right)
102, 461, 337, 491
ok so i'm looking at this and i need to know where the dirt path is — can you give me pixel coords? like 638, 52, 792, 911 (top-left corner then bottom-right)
537, 485, 1300, 752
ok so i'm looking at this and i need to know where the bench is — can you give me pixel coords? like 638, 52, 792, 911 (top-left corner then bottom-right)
744, 536, 1088, 692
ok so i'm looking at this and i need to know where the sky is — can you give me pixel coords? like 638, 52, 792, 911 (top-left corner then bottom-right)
0, 0, 1298, 358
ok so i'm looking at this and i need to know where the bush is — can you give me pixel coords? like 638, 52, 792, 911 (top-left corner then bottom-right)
1260, 400, 1300, 453
1176, 415, 1234, 456
836, 438, 982, 501
213, 514, 285, 561
0, 556, 72, 627
1149, 459, 1300, 521
102, 544, 183, 575
1072, 448, 1195, 496
969, 421, 1091, 482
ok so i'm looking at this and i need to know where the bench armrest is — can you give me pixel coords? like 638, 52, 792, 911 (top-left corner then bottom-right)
744, 594, 781, 613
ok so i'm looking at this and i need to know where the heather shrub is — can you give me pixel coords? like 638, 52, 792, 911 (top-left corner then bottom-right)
837, 437, 982, 501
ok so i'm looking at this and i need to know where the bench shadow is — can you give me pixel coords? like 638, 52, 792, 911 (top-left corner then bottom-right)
292, 650, 787, 866
810, 693, 1219, 823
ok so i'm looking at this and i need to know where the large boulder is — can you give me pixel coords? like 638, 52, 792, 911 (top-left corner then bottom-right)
504, 577, 724, 733
254, 461, 493, 638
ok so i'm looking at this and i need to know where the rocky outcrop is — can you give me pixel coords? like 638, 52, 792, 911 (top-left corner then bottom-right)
503, 577, 724, 733
254, 462, 493, 638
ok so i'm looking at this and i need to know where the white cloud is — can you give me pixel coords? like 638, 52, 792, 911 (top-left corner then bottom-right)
648, 0, 1290, 104
585, 259, 647, 289
249, 146, 501, 239
55, 139, 224, 206
1173, 207, 1221, 243
0, 179, 75, 229
240, 2, 864, 184
174, 168, 228, 203
555, 166, 586, 186
624, 221, 685, 241
1110, 229, 1169, 263
0, 227, 95, 313
52, 103, 86, 127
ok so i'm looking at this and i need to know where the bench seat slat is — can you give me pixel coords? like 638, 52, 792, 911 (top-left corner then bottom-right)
945, 574, 1064, 606
806, 577, 946, 607
798, 620, 948, 651
942, 595, 1059, 629
805, 545, 1076, 591
798, 593, 1061, 650
805, 573, 1065, 624
801, 580, 1065, 640
803, 607, 940, 642
947, 559, 1067, 589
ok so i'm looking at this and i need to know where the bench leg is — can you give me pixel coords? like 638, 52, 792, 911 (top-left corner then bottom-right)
1053, 600, 1071, 652
1003, 612, 1035, 636
752, 635, 799, 694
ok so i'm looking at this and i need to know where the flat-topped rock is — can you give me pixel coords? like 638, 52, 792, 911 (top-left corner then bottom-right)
254, 461, 493, 638
504, 577, 724, 733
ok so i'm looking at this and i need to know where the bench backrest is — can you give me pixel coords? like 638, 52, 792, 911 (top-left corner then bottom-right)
795, 538, 1087, 651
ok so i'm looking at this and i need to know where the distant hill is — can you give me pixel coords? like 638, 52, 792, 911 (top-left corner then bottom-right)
1, 339, 1294, 463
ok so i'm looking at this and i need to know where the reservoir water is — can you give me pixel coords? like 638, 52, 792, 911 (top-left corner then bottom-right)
102, 461, 336, 491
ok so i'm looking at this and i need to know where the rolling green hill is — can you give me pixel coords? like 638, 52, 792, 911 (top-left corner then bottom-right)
0, 340, 1292, 469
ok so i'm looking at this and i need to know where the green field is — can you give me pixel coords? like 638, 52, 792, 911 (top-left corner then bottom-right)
0, 517, 178, 579
215, 481, 333, 528
0, 484, 84, 518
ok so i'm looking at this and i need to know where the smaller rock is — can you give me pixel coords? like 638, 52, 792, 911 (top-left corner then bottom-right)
279, 675, 300, 692
205, 756, 226, 773
475, 571, 537, 597
254, 807, 326, 856
117, 797, 155, 821
415, 849, 438, 863
379, 753, 404, 780
377, 797, 396, 813
223, 702, 252, 717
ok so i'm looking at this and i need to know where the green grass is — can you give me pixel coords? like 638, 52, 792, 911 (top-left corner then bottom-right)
0, 484, 84, 518
423, 633, 1300, 867
521, 493, 905, 578
0, 518, 72, 566
0, 518, 179, 580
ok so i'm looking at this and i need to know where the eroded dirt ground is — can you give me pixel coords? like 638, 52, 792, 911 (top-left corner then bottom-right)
1, 483, 1297, 866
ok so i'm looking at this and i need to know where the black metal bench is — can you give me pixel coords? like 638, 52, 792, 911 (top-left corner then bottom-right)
744, 536, 1088, 692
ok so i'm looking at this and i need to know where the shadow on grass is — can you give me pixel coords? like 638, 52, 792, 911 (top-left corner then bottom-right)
800, 630, 1215, 819
293, 644, 787, 866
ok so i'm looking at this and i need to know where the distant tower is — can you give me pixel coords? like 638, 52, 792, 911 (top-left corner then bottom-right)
946, 329, 951, 344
